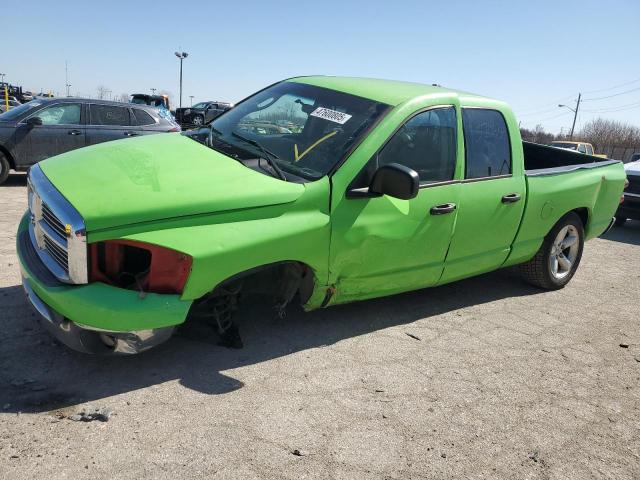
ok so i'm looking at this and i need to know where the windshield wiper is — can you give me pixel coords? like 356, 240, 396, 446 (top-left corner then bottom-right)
231, 131, 287, 181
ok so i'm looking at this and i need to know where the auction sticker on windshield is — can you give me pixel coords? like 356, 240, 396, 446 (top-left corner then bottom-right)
310, 107, 352, 125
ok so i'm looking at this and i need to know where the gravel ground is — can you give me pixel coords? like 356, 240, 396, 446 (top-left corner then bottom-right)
1, 172, 639, 479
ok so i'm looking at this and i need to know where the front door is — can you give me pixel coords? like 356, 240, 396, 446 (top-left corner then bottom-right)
440, 107, 526, 284
329, 106, 461, 304
20, 102, 85, 166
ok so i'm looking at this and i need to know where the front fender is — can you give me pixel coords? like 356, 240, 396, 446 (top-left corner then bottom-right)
120, 180, 332, 303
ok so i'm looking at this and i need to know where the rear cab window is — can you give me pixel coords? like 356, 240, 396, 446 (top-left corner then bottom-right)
461, 108, 511, 179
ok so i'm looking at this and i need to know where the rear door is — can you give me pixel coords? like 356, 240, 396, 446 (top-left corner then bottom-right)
86, 104, 139, 146
440, 107, 526, 283
19, 102, 85, 165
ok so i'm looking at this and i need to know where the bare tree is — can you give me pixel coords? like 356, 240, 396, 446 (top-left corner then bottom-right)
96, 85, 109, 100
577, 118, 640, 153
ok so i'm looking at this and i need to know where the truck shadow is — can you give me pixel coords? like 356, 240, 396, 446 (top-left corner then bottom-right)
0, 270, 544, 414
2, 173, 28, 187
600, 220, 640, 246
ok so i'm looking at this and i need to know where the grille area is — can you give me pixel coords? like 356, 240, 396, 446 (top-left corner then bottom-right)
27, 164, 88, 284
627, 174, 640, 195
42, 203, 67, 238
43, 235, 68, 270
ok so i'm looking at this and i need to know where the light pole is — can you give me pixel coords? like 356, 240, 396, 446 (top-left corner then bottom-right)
151, 88, 156, 95
0, 73, 5, 85
174, 51, 188, 110
189, 95, 194, 106
559, 93, 582, 140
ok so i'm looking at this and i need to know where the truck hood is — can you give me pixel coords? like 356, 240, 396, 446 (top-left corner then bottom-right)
40, 133, 305, 231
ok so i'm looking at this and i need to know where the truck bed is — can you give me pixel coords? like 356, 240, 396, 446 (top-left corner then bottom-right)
523, 141, 619, 176
504, 142, 625, 269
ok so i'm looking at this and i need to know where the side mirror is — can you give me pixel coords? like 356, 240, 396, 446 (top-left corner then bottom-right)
26, 116, 43, 127
369, 163, 419, 200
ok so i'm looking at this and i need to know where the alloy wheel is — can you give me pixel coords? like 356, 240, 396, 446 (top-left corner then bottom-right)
549, 225, 579, 279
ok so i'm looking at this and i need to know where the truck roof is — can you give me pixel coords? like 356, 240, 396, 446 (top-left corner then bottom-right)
289, 75, 488, 106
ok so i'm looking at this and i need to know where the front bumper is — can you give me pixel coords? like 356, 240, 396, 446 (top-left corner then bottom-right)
17, 212, 192, 354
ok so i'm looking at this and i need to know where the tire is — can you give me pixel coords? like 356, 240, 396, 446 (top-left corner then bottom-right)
518, 212, 584, 290
614, 216, 627, 227
0, 152, 9, 185
192, 115, 204, 126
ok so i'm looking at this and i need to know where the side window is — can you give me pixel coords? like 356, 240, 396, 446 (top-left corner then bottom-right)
33, 103, 81, 125
377, 107, 457, 184
90, 105, 131, 126
577, 144, 586, 154
462, 109, 511, 179
586, 145, 593, 155
133, 109, 156, 126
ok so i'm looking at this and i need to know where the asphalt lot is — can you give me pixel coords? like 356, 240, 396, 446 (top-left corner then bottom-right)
1, 172, 639, 479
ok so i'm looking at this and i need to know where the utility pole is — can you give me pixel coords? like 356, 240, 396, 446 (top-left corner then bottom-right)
65, 61, 71, 97
174, 51, 189, 110
189, 95, 194, 106
559, 93, 581, 140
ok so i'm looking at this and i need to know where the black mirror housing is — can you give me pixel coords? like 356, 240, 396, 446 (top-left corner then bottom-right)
369, 163, 419, 200
26, 116, 43, 127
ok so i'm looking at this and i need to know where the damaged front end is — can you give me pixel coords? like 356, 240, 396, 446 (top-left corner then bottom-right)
22, 277, 175, 354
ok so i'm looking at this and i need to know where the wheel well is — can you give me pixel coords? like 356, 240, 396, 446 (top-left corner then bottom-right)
572, 207, 589, 228
0, 145, 15, 169
208, 261, 316, 306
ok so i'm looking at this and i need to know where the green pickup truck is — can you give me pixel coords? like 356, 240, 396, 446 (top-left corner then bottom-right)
17, 76, 626, 354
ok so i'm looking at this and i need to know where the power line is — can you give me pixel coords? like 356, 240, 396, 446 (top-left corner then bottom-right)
582, 100, 640, 113
581, 76, 640, 95
515, 94, 575, 115
529, 110, 573, 123
582, 86, 640, 102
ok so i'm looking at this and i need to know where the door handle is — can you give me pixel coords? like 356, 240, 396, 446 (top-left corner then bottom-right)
68, 129, 82, 135
124, 131, 139, 137
501, 193, 521, 204
430, 203, 457, 215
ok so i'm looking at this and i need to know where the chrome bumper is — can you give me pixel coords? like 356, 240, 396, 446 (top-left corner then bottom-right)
21, 277, 174, 355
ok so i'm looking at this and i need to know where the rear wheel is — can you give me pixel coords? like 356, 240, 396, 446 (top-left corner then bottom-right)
518, 212, 584, 290
0, 152, 10, 185
614, 216, 627, 227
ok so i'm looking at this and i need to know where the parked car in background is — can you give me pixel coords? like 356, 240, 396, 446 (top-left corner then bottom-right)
130, 93, 171, 111
629, 152, 640, 163
0, 97, 180, 184
549, 141, 607, 158
174, 101, 232, 127
0, 99, 22, 113
16, 76, 625, 355
614, 159, 640, 226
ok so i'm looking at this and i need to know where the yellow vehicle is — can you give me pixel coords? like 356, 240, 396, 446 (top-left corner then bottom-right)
550, 141, 607, 158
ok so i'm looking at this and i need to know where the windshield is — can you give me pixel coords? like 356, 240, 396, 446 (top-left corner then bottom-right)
206, 81, 390, 180
0, 100, 42, 121
192, 102, 209, 109
551, 142, 578, 150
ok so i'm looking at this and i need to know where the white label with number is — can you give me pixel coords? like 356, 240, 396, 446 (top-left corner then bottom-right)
310, 107, 352, 125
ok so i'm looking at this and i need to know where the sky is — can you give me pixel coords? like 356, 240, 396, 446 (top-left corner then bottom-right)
3, 0, 640, 134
